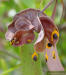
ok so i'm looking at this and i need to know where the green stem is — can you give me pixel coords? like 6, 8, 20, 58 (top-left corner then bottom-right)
20, 43, 42, 75
0, 64, 21, 75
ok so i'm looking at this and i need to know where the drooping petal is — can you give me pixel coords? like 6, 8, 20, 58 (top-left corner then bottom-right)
5, 8, 46, 47
40, 16, 58, 44
13, 8, 46, 21
14, 9, 45, 33
15, 17, 34, 31
13, 8, 46, 33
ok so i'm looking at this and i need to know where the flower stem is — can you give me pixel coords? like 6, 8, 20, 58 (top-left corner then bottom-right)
20, 43, 42, 75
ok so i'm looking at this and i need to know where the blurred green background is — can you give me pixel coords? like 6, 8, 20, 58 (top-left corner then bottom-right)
0, 0, 66, 75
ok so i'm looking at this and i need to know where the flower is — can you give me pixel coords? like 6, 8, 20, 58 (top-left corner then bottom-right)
5, 8, 59, 52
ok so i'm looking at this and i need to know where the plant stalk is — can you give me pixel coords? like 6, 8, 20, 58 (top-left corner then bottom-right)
20, 43, 43, 75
